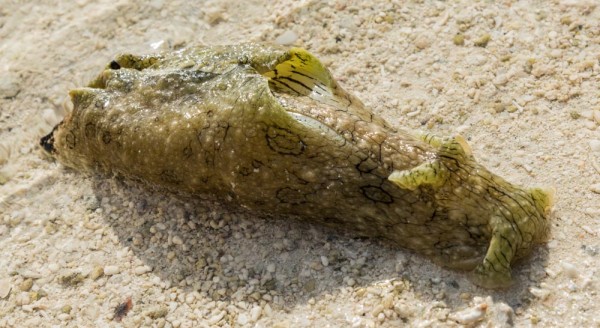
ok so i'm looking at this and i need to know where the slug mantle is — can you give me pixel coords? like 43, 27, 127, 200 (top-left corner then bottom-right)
40, 43, 554, 288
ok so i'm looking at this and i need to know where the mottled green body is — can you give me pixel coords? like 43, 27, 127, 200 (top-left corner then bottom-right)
41, 43, 553, 288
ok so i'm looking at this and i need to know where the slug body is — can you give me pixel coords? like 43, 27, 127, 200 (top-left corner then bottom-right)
41, 43, 553, 288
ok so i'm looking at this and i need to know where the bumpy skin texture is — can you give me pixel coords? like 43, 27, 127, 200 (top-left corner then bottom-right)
40, 43, 553, 288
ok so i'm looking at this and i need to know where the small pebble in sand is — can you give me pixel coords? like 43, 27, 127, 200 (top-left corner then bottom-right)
57, 313, 70, 321
474, 33, 491, 47
414, 35, 431, 49
172, 235, 183, 245
90, 266, 104, 280
29, 290, 44, 302
19, 278, 33, 292
104, 266, 120, 276
47, 263, 60, 273
570, 111, 582, 119
561, 261, 579, 279
582, 245, 599, 259
0, 278, 12, 299
61, 305, 72, 314
275, 30, 298, 45
146, 306, 169, 319
449, 302, 487, 324
134, 265, 152, 275
0, 73, 20, 98
589, 140, 600, 154
530, 287, 551, 300
237, 313, 249, 325
250, 305, 262, 322
59, 273, 85, 286
453, 34, 465, 46
15, 292, 31, 306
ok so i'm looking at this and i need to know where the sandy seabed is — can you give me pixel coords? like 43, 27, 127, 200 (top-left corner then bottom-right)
1, 1, 599, 327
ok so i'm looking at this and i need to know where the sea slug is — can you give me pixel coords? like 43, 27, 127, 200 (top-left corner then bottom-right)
40, 43, 553, 288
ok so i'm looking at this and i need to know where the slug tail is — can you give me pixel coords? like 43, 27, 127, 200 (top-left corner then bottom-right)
530, 187, 555, 214
387, 135, 554, 288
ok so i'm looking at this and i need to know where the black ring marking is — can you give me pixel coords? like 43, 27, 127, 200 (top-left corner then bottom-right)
102, 131, 111, 144
360, 185, 393, 204
266, 126, 305, 155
